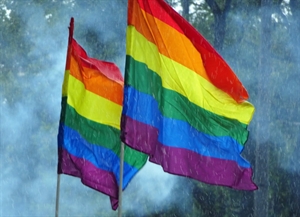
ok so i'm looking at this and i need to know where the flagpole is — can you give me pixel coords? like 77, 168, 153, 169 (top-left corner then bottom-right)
55, 17, 74, 217
55, 174, 61, 217
118, 142, 125, 217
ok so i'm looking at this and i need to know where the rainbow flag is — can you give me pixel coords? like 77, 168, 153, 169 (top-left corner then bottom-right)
57, 18, 147, 210
121, 0, 257, 190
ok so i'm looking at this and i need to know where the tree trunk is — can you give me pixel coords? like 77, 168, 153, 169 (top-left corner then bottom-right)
254, 0, 272, 216
289, 0, 300, 68
205, 0, 232, 51
181, 0, 191, 22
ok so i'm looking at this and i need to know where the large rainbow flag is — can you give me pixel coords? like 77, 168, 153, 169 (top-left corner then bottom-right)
57, 18, 147, 210
121, 0, 257, 190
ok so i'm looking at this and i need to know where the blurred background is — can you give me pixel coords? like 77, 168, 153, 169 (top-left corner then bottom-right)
1, 0, 299, 216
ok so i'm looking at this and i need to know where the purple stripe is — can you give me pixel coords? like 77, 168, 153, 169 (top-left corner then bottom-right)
121, 116, 257, 190
58, 148, 119, 210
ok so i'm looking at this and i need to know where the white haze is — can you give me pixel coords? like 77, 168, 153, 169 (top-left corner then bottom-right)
1, 0, 300, 216
0, 1, 182, 216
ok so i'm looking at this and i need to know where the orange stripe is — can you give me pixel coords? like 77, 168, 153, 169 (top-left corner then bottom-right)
128, 0, 209, 81
128, 0, 249, 103
69, 55, 123, 105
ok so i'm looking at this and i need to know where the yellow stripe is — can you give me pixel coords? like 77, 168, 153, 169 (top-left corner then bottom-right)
62, 70, 70, 97
126, 26, 254, 124
65, 73, 122, 129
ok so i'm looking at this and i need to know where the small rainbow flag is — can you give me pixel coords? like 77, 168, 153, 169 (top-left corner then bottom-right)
57, 18, 147, 210
121, 0, 257, 190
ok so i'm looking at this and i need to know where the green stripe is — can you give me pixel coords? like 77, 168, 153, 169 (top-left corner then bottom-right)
60, 97, 147, 168
125, 56, 249, 146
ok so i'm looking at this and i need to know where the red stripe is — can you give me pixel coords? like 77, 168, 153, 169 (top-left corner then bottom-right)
71, 39, 124, 84
130, 0, 249, 102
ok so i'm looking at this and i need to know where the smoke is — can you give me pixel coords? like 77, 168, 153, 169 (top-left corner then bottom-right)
122, 163, 180, 216
1, 1, 300, 216
223, 3, 300, 173
0, 1, 181, 216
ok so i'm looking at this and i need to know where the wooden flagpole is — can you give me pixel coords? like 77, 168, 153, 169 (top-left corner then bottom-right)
118, 142, 125, 217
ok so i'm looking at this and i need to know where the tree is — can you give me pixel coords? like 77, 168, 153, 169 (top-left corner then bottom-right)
1, 0, 300, 216
204, 0, 232, 51
181, 0, 191, 21
253, 0, 272, 216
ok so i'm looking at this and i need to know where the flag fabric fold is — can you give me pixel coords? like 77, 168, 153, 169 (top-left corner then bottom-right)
121, 0, 257, 190
57, 18, 147, 210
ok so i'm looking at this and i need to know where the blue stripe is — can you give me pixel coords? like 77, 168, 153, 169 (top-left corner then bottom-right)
58, 123, 139, 188
123, 86, 251, 168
